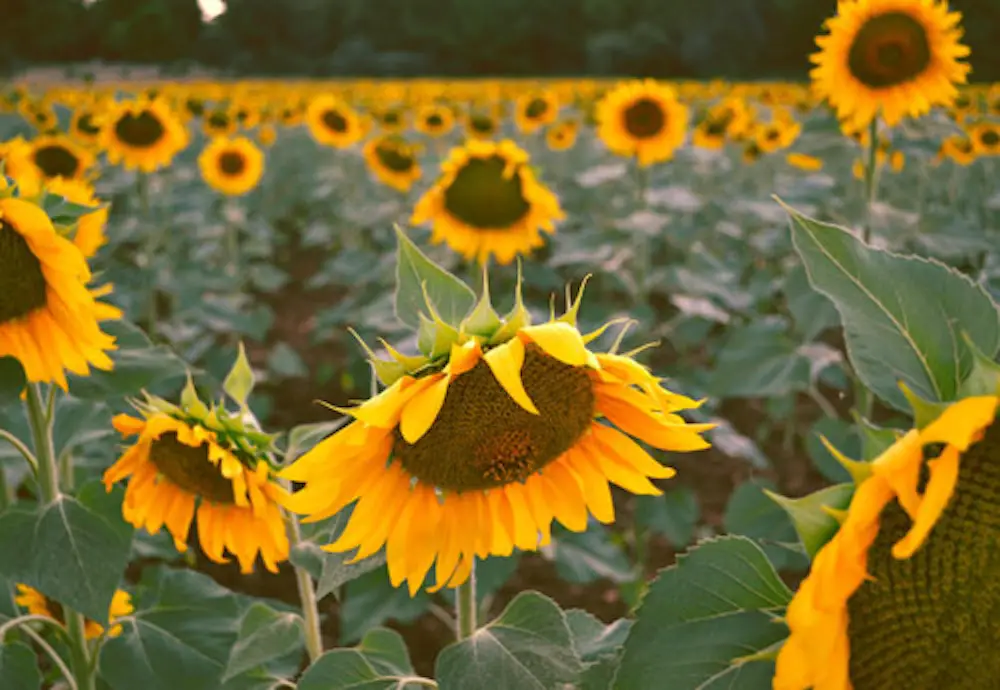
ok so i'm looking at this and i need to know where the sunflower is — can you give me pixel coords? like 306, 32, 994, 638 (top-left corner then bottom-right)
280, 279, 714, 595
19, 100, 58, 133
810, 0, 971, 129
754, 113, 803, 154
26, 134, 95, 182
102, 389, 290, 574
774, 394, 1000, 690
515, 91, 559, 134
691, 98, 753, 150
0, 196, 119, 388
43, 177, 108, 258
415, 103, 455, 137
465, 111, 500, 140
203, 107, 238, 138
545, 119, 579, 151
967, 121, 1000, 156
411, 139, 563, 265
786, 152, 825, 171
595, 79, 689, 167
257, 124, 277, 148
363, 135, 422, 193
70, 104, 105, 146
305, 95, 364, 149
376, 106, 408, 134
15, 584, 133, 640
198, 136, 265, 197
936, 133, 976, 164
103, 98, 189, 173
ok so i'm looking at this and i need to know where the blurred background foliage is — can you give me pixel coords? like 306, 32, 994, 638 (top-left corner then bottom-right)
2, 0, 999, 80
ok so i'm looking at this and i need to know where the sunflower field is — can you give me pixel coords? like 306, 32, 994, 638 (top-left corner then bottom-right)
1, 1, 1000, 689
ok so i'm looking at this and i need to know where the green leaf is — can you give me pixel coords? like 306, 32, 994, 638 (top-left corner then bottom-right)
298, 627, 423, 690
289, 510, 390, 600
68, 321, 188, 400
766, 484, 855, 559
566, 610, 632, 690
784, 203, 1000, 410
550, 524, 633, 584
617, 536, 792, 690
266, 342, 308, 379
710, 319, 811, 398
339, 568, 429, 645
356, 627, 415, 676
635, 487, 700, 547
723, 481, 805, 571
223, 342, 255, 406
0, 482, 133, 625
784, 264, 840, 341
435, 591, 583, 690
0, 641, 41, 690
222, 603, 304, 681
0, 357, 26, 406
394, 226, 475, 330
284, 418, 349, 461
855, 415, 902, 461
805, 417, 858, 483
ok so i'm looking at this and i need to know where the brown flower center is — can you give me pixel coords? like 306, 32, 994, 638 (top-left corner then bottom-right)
847, 12, 932, 89
394, 343, 595, 491
980, 129, 999, 148
525, 97, 549, 119
322, 109, 348, 133
847, 420, 1000, 689
33, 145, 80, 179
0, 220, 48, 324
375, 143, 415, 173
442, 155, 531, 229
208, 111, 230, 129
426, 113, 444, 128
148, 432, 236, 504
622, 98, 666, 139
469, 114, 495, 134
114, 110, 166, 148
76, 113, 101, 136
218, 151, 246, 176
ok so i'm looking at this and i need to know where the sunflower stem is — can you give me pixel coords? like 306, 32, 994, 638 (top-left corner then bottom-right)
136, 173, 158, 339
0, 463, 10, 511
455, 562, 478, 641
25, 384, 95, 690
284, 510, 324, 663
862, 118, 880, 243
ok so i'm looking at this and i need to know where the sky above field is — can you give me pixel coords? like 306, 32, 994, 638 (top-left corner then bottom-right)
198, 0, 224, 20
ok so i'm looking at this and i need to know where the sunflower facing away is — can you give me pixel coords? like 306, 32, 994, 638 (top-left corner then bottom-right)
596, 79, 690, 167
774, 393, 1000, 690
363, 135, 422, 193
810, 0, 971, 129
16, 584, 133, 640
0, 195, 119, 388
281, 275, 715, 595
102, 383, 290, 574
411, 139, 563, 265
305, 94, 364, 149
103, 98, 189, 173
198, 136, 265, 197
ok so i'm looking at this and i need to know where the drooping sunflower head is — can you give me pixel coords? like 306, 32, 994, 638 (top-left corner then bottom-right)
411, 139, 564, 265
27, 134, 95, 182
102, 97, 189, 173
810, 0, 971, 129
0, 192, 120, 388
281, 260, 714, 594
305, 95, 364, 149
16, 584, 133, 640
415, 103, 455, 137
773, 384, 1000, 690
545, 119, 579, 151
515, 90, 559, 133
596, 78, 690, 167
363, 135, 422, 193
102, 360, 291, 574
198, 136, 266, 197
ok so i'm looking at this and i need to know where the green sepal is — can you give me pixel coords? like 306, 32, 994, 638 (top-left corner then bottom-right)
489, 262, 533, 345
817, 435, 872, 484
556, 275, 591, 327
956, 331, 1000, 398
764, 483, 855, 560
223, 342, 255, 408
417, 311, 460, 359
899, 381, 950, 429
179, 372, 210, 418
347, 328, 411, 387
461, 267, 502, 338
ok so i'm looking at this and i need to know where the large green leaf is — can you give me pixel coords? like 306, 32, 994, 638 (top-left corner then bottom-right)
617, 536, 791, 690
566, 610, 632, 690
222, 603, 304, 681
0, 481, 133, 624
723, 481, 806, 571
550, 524, 633, 585
785, 204, 1000, 410
394, 226, 475, 330
298, 627, 429, 690
709, 319, 811, 398
635, 487, 700, 547
289, 510, 389, 601
435, 591, 583, 690
0, 357, 26, 407
68, 320, 189, 400
0, 641, 41, 690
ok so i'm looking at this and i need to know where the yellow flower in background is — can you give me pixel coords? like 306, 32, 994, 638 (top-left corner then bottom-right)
103, 98, 189, 173
967, 121, 1000, 156
811, 0, 971, 129
70, 103, 106, 147
596, 79, 689, 166
15, 585, 133, 640
411, 139, 563, 265
26, 134, 95, 182
305, 95, 364, 148
363, 135, 422, 193
202, 106, 238, 138
786, 152, 825, 171
376, 105, 408, 134
256, 123, 277, 147
545, 119, 579, 151
0, 197, 119, 388
415, 103, 455, 137
44, 177, 109, 258
198, 136, 265, 197
774, 395, 1000, 690
936, 133, 976, 164
281, 283, 714, 595
465, 110, 500, 140
515, 90, 559, 134
103, 411, 290, 574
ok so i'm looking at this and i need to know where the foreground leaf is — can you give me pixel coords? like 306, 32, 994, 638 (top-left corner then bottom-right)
0, 641, 41, 690
566, 609, 632, 690
618, 536, 791, 689
222, 603, 304, 681
0, 357, 26, 407
784, 204, 1000, 410
298, 627, 427, 690
435, 591, 583, 690
394, 226, 475, 330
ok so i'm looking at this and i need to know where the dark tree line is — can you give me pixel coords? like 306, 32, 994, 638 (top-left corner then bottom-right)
3, 0, 999, 80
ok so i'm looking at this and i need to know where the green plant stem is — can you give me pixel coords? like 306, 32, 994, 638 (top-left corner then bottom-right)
0, 429, 37, 471
25, 384, 95, 690
0, 463, 9, 511
284, 510, 324, 663
455, 562, 477, 641
862, 118, 880, 243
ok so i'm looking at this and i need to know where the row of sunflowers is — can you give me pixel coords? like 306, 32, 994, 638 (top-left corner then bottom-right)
1, 0, 1000, 688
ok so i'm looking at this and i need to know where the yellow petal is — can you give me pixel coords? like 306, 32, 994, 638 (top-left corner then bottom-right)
920, 396, 998, 451
483, 337, 539, 414
891, 445, 961, 559
519, 322, 594, 367
399, 374, 449, 444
